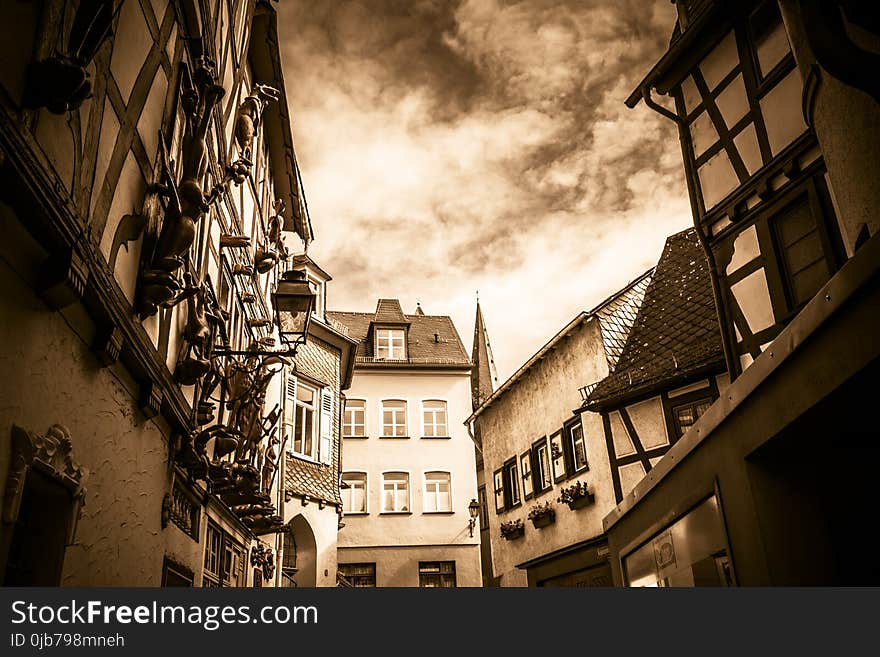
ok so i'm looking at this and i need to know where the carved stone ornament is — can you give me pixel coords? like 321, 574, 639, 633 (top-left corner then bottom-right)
3, 425, 88, 545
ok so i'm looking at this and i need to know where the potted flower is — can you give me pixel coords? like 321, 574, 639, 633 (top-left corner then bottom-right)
500, 518, 525, 540
558, 480, 595, 510
527, 501, 556, 529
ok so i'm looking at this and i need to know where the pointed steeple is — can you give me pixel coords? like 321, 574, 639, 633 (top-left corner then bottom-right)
414, 302, 425, 316
471, 300, 498, 411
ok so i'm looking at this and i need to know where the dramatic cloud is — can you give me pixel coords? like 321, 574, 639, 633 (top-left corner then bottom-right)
277, 0, 690, 382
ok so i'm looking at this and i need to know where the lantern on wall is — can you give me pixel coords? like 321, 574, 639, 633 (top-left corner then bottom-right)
272, 270, 316, 355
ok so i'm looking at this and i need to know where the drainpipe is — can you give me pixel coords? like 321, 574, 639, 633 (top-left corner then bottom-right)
641, 86, 740, 379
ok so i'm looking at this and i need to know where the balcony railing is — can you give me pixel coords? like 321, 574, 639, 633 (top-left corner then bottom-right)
578, 382, 599, 403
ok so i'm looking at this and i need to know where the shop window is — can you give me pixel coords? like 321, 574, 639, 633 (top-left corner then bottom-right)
418, 561, 456, 588
623, 495, 734, 587
339, 563, 376, 587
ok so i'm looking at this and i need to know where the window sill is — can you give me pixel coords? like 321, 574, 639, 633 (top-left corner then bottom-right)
379, 435, 411, 439
422, 510, 455, 515
286, 452, 327, 466
343, 511, 369, 516
343, 435, 369, 440
379, 511, 413, 515
420, 436, 451, 440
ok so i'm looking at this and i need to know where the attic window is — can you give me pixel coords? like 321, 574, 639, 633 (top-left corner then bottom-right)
376, 329, 405, 360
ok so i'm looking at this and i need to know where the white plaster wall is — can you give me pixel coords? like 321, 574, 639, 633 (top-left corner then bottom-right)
338, 543, 481, 587
337, 370, 478, 550
279, 502, 340, 588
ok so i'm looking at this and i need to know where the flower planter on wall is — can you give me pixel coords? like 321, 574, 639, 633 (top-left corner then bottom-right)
501, 525, 525, 540
566, 492, 595, 510
531, 512, 555, 529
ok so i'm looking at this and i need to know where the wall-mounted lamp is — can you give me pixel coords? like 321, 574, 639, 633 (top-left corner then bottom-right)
214, 269, 315, 358
468, 498, 481, 537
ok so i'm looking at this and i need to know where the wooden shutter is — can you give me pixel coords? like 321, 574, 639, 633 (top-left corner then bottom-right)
320, 388, 333, 464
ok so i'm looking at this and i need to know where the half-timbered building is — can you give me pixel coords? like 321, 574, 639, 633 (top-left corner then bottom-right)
0, 0, 349, 587
601, 0, 880, 586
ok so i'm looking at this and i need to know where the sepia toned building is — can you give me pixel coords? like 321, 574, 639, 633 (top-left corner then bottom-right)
329, 299, 481, 587
469, 273, 651, 587
602, 0, 880, 586
0, 0, 347, 587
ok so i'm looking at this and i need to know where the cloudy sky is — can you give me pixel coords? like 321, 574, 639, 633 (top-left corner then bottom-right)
277, 0, 691, 384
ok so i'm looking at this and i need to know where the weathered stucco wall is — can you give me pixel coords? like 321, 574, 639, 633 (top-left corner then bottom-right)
0, 258, 173, 585
478, 317, 616, 586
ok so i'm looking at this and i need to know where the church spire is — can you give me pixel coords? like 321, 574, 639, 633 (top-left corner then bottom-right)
471, 299, 498, 411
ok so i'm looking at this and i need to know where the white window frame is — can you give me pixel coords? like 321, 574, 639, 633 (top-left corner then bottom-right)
421, 399, 449, 438
341, 471, 368, 515
343, 398, 367, 438
307, 274, 324, 320
380, 471, 411, 513
284, 377, 319, 462
380, 399, 408, 438
375, 328, 406, 360
422, 471, 453, 513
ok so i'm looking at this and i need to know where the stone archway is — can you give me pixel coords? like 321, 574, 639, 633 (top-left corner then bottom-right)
287, 514, 317, 588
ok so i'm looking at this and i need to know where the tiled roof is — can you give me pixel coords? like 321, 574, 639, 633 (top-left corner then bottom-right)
327, 300, 471, 367
373, 298, 408, 324
585, 228, 725, 408
468, 271, 653, 422
596, 271, 652, 370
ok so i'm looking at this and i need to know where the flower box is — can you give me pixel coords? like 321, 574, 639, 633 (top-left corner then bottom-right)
501, 524, 525, 540
530, 511, 555, 529
566, 492, 595, 510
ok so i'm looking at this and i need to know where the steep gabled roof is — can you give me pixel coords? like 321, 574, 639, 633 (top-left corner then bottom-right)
471, 302, 499, 411
584, 228, 725, 409
327, 299, 470, 368
467, 270, 654, 423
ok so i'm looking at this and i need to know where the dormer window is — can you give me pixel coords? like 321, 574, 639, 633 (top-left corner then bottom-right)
307, 273, 324, 320
376, 329, 405, 360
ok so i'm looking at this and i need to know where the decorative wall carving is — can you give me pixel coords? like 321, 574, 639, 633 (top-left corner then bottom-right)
2, 424, 88, 545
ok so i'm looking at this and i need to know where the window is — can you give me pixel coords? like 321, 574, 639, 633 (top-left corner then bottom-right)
381, 400, 408, 437
550, 431, 567, 482
282, 528, 296, 582
203, 523, 245, 587
569, 423, 588, 472
342, 472, 367, 514
423, 471, 452, 513
749, 1, 790, 80
343, 399, 366, 438
308, 274, 324, 319
422, 400, 448, 437
520, 451, 534, 499
493, 469, 504, 513
532, 439, 552, 493
339, 563, 376, 587
672, 399, 713, 438
376, 328, 405, 360
285, 379, 317, 460
284, 378, 332, 463
477, 485, 489, 531
161, 559, 194, 587
381, 472, 410, 512
772, 196, 834, 308
418, 561, 456, 588
503, 458, 520, 509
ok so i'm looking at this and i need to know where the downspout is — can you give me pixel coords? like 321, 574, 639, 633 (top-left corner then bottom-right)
641, 86, 740, 379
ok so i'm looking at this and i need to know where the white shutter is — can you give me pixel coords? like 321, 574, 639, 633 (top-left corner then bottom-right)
319, 388, 333, 464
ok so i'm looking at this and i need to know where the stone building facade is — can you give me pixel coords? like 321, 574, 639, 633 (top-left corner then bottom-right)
0, 0, 343, 587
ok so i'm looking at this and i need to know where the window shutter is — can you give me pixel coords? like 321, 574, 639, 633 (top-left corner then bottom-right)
320, 389, 333, 464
